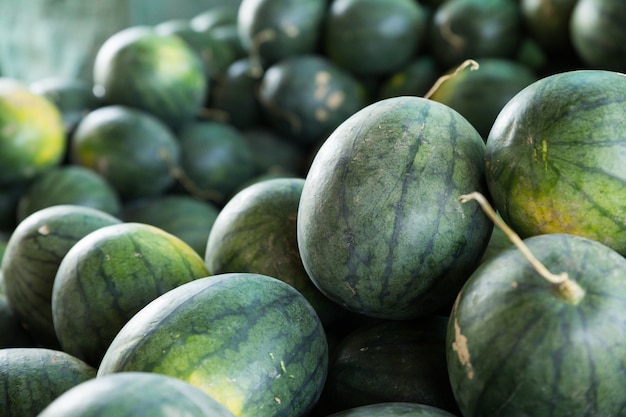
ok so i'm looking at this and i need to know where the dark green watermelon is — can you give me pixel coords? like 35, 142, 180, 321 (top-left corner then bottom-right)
92, 25, 207, 131
70, 105, 181, 200
175, 120, 257, 205
520, 0, 577, 53
205, 177, 346, 326
0, 293, 35, 348
16, 164, 121, 222
322, 0, 429, 76
37, 372, 236, 417
241, 127, 308, 177
51, 222, 209, 366
257, 54, 367, 147
485, 70, 626, 256
447, 233, 626, 416
326, 402, 459, 417
0, 347, 96, 417
317, 316, 460, 415
428, 58, 537, 139
98, 273, 328, 417
428, 0, 523, 69
121, 194, 220, 256
237, 0, 327, 70
297, 96, 492, 320
377, 57, 440, 100
1, 205, 122, 347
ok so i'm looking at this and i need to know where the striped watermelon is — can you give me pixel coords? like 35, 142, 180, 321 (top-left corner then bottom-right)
98, 273, 328, 417
51, 222, 209, 366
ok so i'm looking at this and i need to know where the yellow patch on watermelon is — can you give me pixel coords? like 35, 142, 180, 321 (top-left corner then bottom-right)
188, 371, 247, 417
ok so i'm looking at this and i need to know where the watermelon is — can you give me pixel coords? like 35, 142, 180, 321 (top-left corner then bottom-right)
316, 316, 460, 415
0, 78, 66, 186
0, 183, 24, 233
241, 127, 308, 177
485, 70, 626, 256
97, 273, 328, 417
1, 205, 122, 347
520, 0, 577, 53
37, 372, 236, 417
205, 177, 346, 327
237, 0, 327, 70
428, 58, 537, 139
570, 0, 626, 72
92, 25, 207, 131
447, 231, 626, 416
175, 120, 257, 204
70, 104, 181, 200
121, 194, 220, 256
297, 96, 492, 320
191, 4, 240, 33
377, 57, 439, 100
16, 164, 121, 222
325, 402, 459, 417
51, 222, 209, 366
0, 347, 96, 417
322, 0, 428, 76
428, 0, 523, 69
257, 54, 367, 147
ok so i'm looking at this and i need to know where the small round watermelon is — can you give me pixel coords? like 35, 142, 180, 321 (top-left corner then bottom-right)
447, 233, 626, 416
0, 347, 96, 417
92, 25, 207, 131
297, 96, 492, 319
485, 69, 626, 256
1, 205, 122, 347
51, 222, 209, 366
98, 273, 328, 417
37, 372, 236, 417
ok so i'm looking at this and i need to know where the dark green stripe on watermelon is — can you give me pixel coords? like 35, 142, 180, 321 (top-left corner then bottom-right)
1, 205, 122, 348
297, 96, 491, 320
98, 273, 328, 417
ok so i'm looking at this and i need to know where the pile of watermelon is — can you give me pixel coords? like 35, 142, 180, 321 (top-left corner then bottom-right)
1, 0, 625, 416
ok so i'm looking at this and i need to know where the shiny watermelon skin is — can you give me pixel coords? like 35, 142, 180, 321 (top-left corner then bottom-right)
297, 96, 492, 320
447, 233, 626, 416
97, 273, 328, 417
485, 70, 626, 256
37, 372, 236, 417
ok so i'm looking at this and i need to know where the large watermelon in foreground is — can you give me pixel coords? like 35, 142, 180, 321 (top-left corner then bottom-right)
485, 69, 626, 256
447, 232, 626, 416
297, 96, 492, 320
98, 273, 328, 417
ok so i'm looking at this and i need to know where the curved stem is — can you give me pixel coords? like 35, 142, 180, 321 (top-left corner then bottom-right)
424, 59, 479, 100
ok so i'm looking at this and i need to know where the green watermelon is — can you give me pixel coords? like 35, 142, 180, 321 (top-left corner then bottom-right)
205, 177, 345, 327
377, 57, 439, 100
316, 316, 460, 415
1, 205, 122, 347
322, 0, 429, 76
0, 347, 96, 417
0, 183, 23, 233
520, 0, 577, 53
485, 70, 626, 256
570, 0, 626, 72
37, 372, 236, 417
428, 58, 537, 139
51, 222, 209, 366
325, 402, 459, 417
175, 120, 257, 204
297, 96, 492, 320
257, 54, 367, 147
191, 4, 240, 33
70, 105, 181, 200
121, 194, 220, 256
92, 25, 207, 131
237, 0, 327, 70
241, 127, 308, 177
447, 232, 626, 416
16, 164, 121, 222
428, 0, 523, 69
97, 273, 328, 417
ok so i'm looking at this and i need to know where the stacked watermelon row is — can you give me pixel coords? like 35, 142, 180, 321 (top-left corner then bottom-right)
0, 0, 625, 417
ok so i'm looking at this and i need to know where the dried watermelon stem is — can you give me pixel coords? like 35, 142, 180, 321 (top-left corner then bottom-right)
459, 192, 585, 304
424, 59, 479, 100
